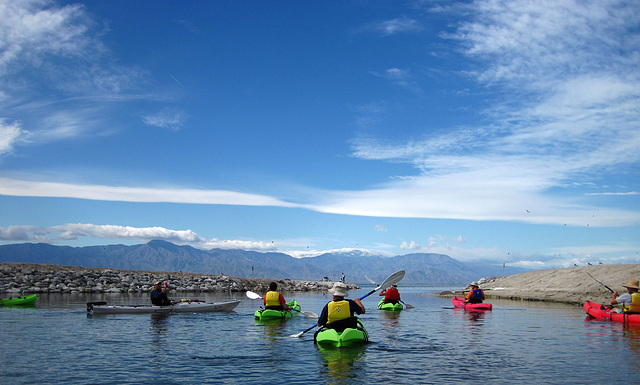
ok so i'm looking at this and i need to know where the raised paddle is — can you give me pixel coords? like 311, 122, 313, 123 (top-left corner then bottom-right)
365, 275, 414, 309
586, 272, 615, 293
290, 269, 406, 338
245, 290, 318, 318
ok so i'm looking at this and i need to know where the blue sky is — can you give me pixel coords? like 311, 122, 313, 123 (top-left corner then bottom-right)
1, 0, 639, 269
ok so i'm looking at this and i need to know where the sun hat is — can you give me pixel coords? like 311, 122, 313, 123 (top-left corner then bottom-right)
329, 282, 348, 297
622, 279, 640, 290
470, 281, 479, 287
154, 281, 162, 285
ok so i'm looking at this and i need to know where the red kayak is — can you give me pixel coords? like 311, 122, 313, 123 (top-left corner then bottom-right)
583, 301, 640, 325
452, 296, 492, 311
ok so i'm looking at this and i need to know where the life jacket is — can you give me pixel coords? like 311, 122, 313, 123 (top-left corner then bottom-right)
624, 292, 640, 313
327, 300, 351, 323
471, 288, 484, 300
384, 287, 400, 302
264, 291, 281, 307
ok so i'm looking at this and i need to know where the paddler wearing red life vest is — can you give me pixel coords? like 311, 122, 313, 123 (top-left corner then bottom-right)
464, 281, 485, 304
379, 284, 401, 304
263, 281, 292, 310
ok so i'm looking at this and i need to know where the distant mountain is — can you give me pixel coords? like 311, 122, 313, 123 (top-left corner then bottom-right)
0, 240, 525, 285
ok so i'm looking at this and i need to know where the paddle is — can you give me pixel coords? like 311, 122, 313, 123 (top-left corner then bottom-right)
365, 275, 414, 309
586, 272, 615, 293
245, 291, 318, 318
290, 269, 406, 338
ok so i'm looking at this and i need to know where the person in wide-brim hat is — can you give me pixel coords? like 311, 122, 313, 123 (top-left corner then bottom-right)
317, 282, 365, 329
611, 279, 640, 313
328, 282, 349, 297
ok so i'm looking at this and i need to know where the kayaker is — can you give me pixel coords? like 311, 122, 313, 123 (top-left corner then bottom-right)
264, 282, 292, 311
150, 281, 173, 306
317, 282, 365, 331
610, 279, 640, 313
464, 282, 485, 304
379, 284, 401, 304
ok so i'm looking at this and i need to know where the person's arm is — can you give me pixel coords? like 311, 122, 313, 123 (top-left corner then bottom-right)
481, 289, 485, 300
353, 298, 365, 314
318, 305, 328, 326
379, 289, 387, 296
611, 290, 619, 305
280, 294, 291, 310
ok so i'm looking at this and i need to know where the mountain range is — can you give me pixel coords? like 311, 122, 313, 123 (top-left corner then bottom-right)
0, 240, 526, 285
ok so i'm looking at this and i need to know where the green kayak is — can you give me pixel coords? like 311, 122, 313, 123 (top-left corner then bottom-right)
255, 300, 301, 321
378, 299, 403, 311
1, 294, 38, 307
314, 317, 369, 348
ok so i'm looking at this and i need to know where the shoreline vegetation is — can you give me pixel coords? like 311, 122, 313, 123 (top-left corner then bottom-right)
436, 264, 640, 306
0, 262, 359, 295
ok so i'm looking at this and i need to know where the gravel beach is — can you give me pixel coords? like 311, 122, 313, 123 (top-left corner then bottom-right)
0, 262, 358, 294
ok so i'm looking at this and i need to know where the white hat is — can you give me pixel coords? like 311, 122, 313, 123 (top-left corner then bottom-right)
328, 282, 348, 297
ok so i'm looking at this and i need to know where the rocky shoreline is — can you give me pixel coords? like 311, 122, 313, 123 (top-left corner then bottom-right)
438, 264, 640, 305
0, 262, 359, 295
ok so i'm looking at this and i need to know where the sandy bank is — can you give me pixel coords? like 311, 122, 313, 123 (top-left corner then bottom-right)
439, 264, 640, 306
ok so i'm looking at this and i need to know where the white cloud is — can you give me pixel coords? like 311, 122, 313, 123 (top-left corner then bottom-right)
365, 16, 423, 36
0, 119, 25, 154
374, 224, 387, 232
400, 241, 422, 250
143, 109, 187, 131
341, 0, 640, 228
0, 223, 277, 252
0, 1, 93, 75
0, 177, 304, 208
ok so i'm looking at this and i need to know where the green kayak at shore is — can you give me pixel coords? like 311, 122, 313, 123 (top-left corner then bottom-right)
254, 300, 301, 321
1, 294, 38, 307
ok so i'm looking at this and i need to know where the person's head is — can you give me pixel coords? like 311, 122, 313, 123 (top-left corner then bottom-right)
154, 281, 162, 288
622, 279, 639, 293
269, 282, 278, 291
392, 284, 398, 288
329, 282, 348, 299
470, 281, 479, 289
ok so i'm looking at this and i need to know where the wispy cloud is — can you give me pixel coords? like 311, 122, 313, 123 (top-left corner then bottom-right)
0, 177, 304, 208
365, 16, 424, 36
343, 0, 640, 227
0, 119, 25, 155
370, 67, 423, 93
0, 1, 159, 154
143, 109, 187, 131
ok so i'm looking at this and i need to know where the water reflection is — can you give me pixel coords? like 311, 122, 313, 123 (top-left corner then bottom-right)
150, 313, 170, 358
257, 319, 288, 342
317, 345, 367, 384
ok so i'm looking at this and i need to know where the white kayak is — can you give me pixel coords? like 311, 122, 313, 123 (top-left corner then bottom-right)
87, 299, 241, 315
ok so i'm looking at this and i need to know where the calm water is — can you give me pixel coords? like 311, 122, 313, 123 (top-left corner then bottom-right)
2, 286, 639, 384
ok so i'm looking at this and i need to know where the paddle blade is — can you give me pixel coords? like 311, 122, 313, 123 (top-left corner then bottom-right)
245, 291, 262, 300
302, 311, 319, 318
364, 275, 377, 285
375, 270, 405, 292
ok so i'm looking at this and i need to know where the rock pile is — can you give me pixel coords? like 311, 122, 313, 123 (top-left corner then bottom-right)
0, 263, 359, 294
